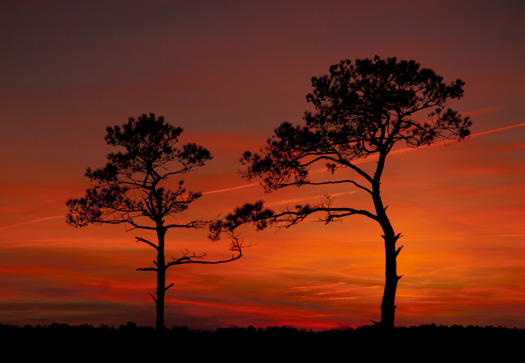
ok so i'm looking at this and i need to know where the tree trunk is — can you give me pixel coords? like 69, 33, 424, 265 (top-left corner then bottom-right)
156, 261, 165, 331
380, 230, 400, 328
373, 182, 401, 328
155, 228, 166, 331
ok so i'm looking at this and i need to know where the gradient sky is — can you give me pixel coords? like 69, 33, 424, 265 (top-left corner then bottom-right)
1, 0, 524, 330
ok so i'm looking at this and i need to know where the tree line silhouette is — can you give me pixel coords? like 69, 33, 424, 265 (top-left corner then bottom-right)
1, 323, 522, 358
66, 56, 472, 330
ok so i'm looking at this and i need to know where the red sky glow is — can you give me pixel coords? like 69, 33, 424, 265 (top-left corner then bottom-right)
1, 0, 524, 330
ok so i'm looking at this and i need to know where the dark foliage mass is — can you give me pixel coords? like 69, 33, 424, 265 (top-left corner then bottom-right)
1, 323, 522, 359
66, 113, 213, 230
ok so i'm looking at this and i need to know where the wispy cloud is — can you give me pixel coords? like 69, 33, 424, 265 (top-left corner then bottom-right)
0, 215, 64, 230
465, 106, 500, 117
201, 182, 259, 195
470, 122, 525, 138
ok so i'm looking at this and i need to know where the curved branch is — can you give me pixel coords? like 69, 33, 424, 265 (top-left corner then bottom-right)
165, 240, 243, 269
164, 220, 209, 229
135, 236, 158, 250
285, 179, 372, 194
209, 197, 377, 243
271, 205, 378, 227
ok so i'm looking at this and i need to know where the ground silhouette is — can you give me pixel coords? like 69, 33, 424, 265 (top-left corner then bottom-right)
1, 322, 522, 359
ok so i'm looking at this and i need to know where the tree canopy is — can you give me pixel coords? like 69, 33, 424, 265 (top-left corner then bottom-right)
67, 114, 212, 230
243, 57, 470, 192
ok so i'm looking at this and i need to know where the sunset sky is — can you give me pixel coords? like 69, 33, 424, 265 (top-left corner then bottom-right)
1, 0, 524, 330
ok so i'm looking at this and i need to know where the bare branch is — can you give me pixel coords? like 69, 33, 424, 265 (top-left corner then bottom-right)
164, 220, 210, 229
271, 204, 378, 227
149, 293, 157, 303
165, 242, 243, 269
285, 179, 372, 195
137, 266, 157, 272
135, 236, 158, 250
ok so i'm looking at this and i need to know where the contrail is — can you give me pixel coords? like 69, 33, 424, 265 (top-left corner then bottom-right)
469, 122, 525, 138
5, 122, 522, 229
201, 182, 259, 195
0, 215, 65, 230
201, 121, 525, 194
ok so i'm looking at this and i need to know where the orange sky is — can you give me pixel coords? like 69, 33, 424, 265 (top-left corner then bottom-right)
1, 0, 524, 330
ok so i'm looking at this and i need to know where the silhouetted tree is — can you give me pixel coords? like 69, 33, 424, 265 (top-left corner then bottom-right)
210, 57, 472, 328
66, 113, 242, 330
